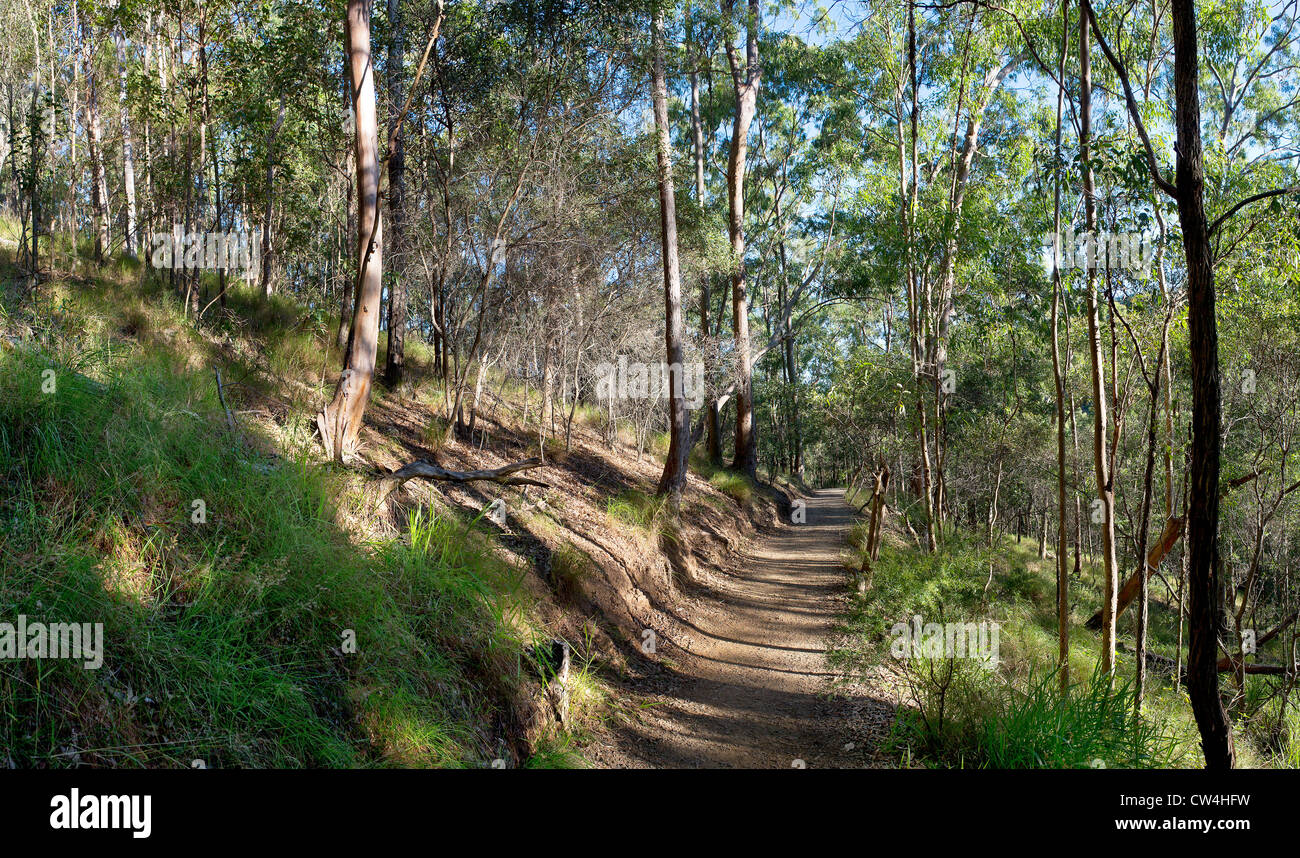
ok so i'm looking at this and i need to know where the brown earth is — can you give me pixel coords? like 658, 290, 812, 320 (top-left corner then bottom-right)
587, 488, 897, 768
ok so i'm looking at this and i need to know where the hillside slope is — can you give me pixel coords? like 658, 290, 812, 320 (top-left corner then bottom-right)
0, 261, 801, 768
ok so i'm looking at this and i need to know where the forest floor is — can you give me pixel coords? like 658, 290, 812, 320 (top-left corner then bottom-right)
587, 488, 898, 768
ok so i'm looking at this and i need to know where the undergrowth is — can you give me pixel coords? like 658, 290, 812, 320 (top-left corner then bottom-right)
0, 274, 544, 767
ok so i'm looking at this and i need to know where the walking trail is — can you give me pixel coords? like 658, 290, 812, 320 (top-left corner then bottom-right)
592, 488, 896, 768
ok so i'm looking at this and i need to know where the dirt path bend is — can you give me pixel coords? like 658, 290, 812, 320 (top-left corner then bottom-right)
593, 488, 895, 768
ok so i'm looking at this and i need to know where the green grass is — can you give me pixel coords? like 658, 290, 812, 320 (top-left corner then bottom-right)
0, 276, 538, 768
606, 489, 666, 532
521, 733, 588, 768
976, 667, 1185, 769
708, 470, 755, 505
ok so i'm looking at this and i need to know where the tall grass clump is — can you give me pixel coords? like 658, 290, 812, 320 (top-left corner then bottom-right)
977, 667, 1184, 769
708, 469, 754, 505
606, 489, 666, 532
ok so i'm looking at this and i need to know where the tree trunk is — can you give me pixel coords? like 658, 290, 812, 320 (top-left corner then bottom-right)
651, 8, 689, 502
318, 0, 384, 463
724, 0, 760, 477
261, 98, 286, 297
689, 58, 722, 466
1049, 0, 1071, 692
1134, 341, 1168, 709
1079, 3, 1120, 678
1170, 0, 1235, 770
932, 53, 1017, 534
86, 55, 109, 264
115, 30, 138, 257
1086, 516, 1184, 630
901, 1, 936, 552
383, 0, 407, 387
337, 98, 355, 351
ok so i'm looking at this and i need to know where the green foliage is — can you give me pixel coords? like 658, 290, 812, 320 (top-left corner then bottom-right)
606, 489, 666, 531
976, 668, 1184, 769
708, 470, 755, 505
834, 526, 1190, 768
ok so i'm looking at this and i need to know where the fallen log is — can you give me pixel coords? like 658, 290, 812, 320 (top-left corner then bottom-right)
1086, 516, 1184, 630
1213, 608, 1300, 672
1253, 608, 1300, 651
1084, 471, 1279, 631
1120, 644, 1295, 681
379, 456, 550, 502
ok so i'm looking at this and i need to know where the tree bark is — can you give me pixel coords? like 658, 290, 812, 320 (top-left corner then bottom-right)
651, 7, 689, 503
689, 56, 722, 466
1170, 0, 1235, 770
318, 0, 385, 463
86, 41, 109, 264
1079, 2, 1120, 678
1050, 0, 1071, 693
383, 0, 407, 387
723, 0, 760, 477
115, 29, 138, 256
261, 98, 286, 297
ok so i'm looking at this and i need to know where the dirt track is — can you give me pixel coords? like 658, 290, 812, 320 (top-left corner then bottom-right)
592, 488, 895, 768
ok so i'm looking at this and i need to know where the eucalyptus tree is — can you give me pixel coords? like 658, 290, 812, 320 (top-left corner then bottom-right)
319, 0, 385, 462
722, 0, 762, 477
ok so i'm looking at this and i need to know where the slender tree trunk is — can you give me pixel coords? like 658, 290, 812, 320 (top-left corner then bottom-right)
20, 0, 41, 279
141, 12, 152, 256
906, 0, 936, 552
774, 185, 802, 480
338, 85, 355, 351
383, 0, 407, 387
1170, 0, 1235, 770
932, 54, 1016, 535
1134, 333, 1169, 710
68, 2, 82, 253
690, 58, 722, 466
723, 0, 761, 477
116, 29, 138, 257
1079, 2, 1120, 678
261, 98, 285, 297
86, 45, 109, 264
26, 80, 41, 279
318, 0, 384, 462
652, 6, 689, 502
1050, 0, 1071, 693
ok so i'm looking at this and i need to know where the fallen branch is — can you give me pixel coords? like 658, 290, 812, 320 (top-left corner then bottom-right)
214, 368, 238, 434
1252, 608, 1300, 652
379, 456, 550, 501
1085, 471, 1274, 629
1122, 644, 1296, 680
1086, 516, 1183, 630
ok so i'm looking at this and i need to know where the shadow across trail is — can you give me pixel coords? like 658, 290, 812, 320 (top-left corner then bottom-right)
596, 488, 895, 768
